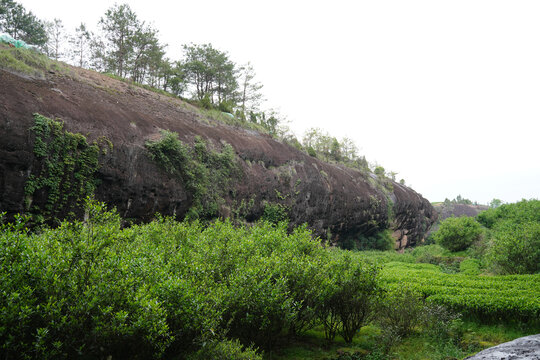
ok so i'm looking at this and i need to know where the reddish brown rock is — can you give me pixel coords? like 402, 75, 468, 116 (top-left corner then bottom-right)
0, 67, 436, 247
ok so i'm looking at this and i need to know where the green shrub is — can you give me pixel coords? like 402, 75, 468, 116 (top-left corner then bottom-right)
0, 201, 385, 356
412, 244, 448, 262
460, 258, 481, 275
200, 94, 213, 109
221, 256, 297, 348
261, 202, 289, 224
146, 131, 237, 219
412, 245, 463, 273
421, 304, 462, 342
477, 199, 540, 229
434, 216, 482, 252
378, 286, 424, 338
285, 256, 325, 335
315, 252, 381, 343
475, 199, 540, 275
187, 339, 262, 360
487, 221, 540, 274
0, 200, 174, 359
218, 101, 234, 113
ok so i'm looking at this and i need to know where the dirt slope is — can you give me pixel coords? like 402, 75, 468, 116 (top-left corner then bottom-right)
0, 64, 436, 248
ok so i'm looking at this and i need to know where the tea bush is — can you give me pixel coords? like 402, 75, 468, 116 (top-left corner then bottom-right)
434, 216, 482, 252
0, 199, 382, 358
378, 286, 424, 338
315, 252, 381, 343
380, 262, 540, 322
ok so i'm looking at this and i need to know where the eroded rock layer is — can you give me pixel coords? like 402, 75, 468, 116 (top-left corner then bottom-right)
0, 68, 436, 247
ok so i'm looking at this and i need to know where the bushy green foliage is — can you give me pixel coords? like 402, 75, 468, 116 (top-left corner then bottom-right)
0, 200, 175, 359
261, 202, 289, 224
145, 131, 237, 219
0, 200, 382, 358
200, 93, 212, 109
24, 114, 104, 223
411, 244, 462, 273
421, 304, 462, 342
315, 252, 381, 343
477, 199, 540, 274
378, 286, 424, 338
477, 199, 540, 229
306, 145, 317, 157
218, 100, 234, 113
411, 244, 448, 261
434, 216, 482, 252
486, 221, 540, 274
459, 258, 481, 275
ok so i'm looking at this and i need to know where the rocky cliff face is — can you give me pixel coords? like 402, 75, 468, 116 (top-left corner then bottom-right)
434, 203, 488, 222
0, 66, 436, 248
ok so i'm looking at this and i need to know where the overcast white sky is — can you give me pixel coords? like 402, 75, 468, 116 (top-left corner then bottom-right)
18, 0, 540, 204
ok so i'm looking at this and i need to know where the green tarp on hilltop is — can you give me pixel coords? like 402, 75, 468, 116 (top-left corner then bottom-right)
0, 33, 32, 49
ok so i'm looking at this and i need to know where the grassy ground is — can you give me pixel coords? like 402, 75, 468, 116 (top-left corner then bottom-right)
263, 247, 538, 360
264, 326, 380, 360
263, 321, 535, 360
0, 44, 69, 78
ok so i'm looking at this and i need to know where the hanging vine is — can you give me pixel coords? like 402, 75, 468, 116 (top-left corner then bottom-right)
24, 113, 108, 223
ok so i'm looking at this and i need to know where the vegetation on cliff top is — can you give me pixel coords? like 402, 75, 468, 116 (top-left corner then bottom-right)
0, 43, 68, 78
1, 1, 404, 184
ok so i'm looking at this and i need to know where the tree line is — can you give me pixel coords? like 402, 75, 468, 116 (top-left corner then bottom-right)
1, 2, 265, 120
0, 0, 47, 45
2, 1, 401, 179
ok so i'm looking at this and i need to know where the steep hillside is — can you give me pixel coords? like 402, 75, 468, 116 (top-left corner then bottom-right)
0, 49, 436, 248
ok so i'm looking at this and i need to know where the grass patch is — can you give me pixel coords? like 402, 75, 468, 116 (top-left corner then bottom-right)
102, 72, 271, 134
198, 106, 269, 132
264, 326, 379, 360
0, 44, 68, 78
103, 72, 178, 99
266, 321, 535, 360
